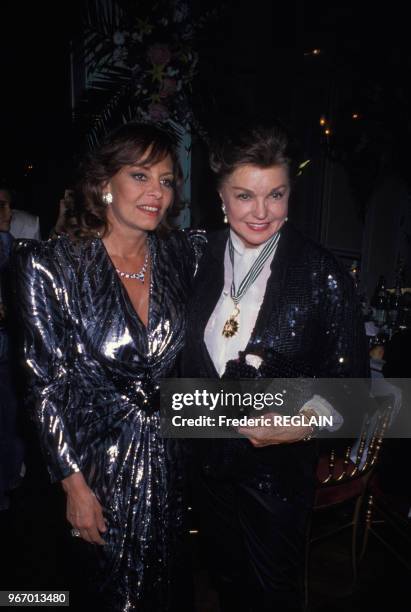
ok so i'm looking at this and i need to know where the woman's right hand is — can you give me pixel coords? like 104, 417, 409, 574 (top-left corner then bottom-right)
62, 472, 107, 545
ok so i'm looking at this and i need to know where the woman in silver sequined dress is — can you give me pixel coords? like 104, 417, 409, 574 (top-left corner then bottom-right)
14, 123, 204, 611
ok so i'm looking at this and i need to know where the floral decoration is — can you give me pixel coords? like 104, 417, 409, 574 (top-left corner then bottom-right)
76, 0, 218, 145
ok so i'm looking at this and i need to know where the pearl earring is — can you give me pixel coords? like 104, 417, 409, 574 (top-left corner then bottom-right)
102, 192, 113, 205
221, 202, 228, 224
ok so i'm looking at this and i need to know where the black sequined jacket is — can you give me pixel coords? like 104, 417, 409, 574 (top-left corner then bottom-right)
182, 223, 369, 492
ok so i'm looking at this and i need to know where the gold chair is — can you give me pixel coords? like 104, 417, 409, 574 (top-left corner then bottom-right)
361, 442, 411, 572
304, 398, 392, 608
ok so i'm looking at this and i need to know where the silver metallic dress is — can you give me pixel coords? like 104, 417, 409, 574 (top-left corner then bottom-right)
14, 231, 205, 611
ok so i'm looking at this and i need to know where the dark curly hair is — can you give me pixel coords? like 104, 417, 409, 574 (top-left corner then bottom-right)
63, 122, 184, 240
209, 120, 300, 188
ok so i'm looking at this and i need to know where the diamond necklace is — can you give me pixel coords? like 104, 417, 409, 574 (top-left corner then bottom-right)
115, 248, 149, 282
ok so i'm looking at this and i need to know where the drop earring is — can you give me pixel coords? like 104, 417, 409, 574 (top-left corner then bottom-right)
221, 202, 228, 224
102, 192, 113, 205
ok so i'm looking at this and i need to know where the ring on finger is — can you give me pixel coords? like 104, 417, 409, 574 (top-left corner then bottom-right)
71, 528, 81, 538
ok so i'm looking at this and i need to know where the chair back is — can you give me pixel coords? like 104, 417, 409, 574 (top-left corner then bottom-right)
317, 396, 393, 488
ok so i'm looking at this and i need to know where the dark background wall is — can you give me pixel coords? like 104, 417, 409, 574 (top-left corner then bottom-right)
1, 0, 410, 287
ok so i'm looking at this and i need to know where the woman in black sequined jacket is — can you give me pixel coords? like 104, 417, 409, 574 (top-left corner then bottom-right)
182, 122, 369, 612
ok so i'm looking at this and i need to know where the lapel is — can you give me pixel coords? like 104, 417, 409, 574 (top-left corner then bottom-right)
193, 223, 302, 374
247, 221, 296, 347
242, 222, 302, 354
193, 229, 228, 377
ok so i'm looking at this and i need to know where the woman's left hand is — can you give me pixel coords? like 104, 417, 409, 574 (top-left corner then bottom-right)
237, 412, 312, 447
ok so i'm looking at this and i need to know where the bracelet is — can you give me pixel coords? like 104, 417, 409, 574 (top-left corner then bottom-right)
300, 426, 315, 442
298, 407, 320, 441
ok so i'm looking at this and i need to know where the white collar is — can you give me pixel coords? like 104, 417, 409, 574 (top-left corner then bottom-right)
229, 229, 274, 260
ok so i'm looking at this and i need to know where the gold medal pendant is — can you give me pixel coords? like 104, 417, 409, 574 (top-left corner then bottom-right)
222, 306, 240, 338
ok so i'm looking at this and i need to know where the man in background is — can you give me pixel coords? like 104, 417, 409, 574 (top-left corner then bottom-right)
0, 185, 41, 240
0, 189, 24, 510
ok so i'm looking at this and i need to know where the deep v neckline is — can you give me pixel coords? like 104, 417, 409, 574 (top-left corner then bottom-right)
99, 236, 154, 334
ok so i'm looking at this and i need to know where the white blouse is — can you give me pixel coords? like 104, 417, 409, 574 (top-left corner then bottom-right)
205, 229, 276, 376
204, 228, 342, 431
